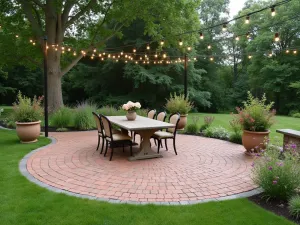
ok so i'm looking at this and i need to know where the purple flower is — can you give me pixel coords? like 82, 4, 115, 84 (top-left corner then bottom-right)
273, 180, 278, 185
251, 162, 255, 167
291, 143, 297, 149
268, 166, 273, 171
276, 162, 283, 167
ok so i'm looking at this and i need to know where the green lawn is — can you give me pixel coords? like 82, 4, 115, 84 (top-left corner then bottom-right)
188, 113, 300, 142
0, 129, 295, 225
0, 105, 13, 119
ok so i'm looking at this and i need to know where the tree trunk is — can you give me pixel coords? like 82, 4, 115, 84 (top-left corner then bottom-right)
47, 51, 63, 112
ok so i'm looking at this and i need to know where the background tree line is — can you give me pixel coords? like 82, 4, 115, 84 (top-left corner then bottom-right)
1, 0, 300, 115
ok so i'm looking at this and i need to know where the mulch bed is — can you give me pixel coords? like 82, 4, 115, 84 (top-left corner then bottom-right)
249, 193, 300, 224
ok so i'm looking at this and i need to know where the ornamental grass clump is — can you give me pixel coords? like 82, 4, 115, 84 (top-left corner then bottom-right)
165, 93, 193, 115
236, 92, 275, 132
51, 107, 74, 128
289, 195, 300, 219
12, 91, 43, 122
229, 115, 242, 144
186, 116, 200, 134
252, 141, 300, 200
200, 116, 214, 131
74, 101, 97, 130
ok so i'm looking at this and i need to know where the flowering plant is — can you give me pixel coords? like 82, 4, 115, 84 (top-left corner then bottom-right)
252, 140, 300, 200
12, 91, 43, 122
236, 91, 275, 132
122, 101, 141, 112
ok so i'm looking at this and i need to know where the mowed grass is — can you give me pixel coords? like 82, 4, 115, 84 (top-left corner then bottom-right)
0, 129, 296, 225
188, 113, 300, 142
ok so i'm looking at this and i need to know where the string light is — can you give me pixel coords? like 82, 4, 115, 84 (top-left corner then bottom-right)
209, 57, 214, 61
222, 23, 227, 32
187, 46, 192, 51
121, 51, 124, 55
248, 55, 252, 59
146, 44, 150, 50
125, 60, 128, 63
293, 50, 297, 54
99, 53, 102, 57
268, 52, 273, 57
235, 36, 240, 41
101, 58, 104, 61
246, 32, 251, 39
93, 48, 97, 53
200, 32, 204, 40
193, 57, 197, 61
179, 39, 183, 46
68, 48, 71, 52
135, 61, 138, 64
160, 39, 165, 46
73, 51, 77, 56
61, 46, 65, 51
274, 33, 280, 42
286, 50, 290, 54
103, 52, 106, 55
155, 53, 158, 58
245, 15, 250, 24
32, 42, 36, 46
271, 6, 276, 16
29, 39, 33, 43
207, 44, 211, 49
163, 53, 167, 58
108, 54, 111, 58
133, 48, 136, 53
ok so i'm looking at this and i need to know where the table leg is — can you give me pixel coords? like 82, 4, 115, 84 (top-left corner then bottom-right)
128, 129, 162, 161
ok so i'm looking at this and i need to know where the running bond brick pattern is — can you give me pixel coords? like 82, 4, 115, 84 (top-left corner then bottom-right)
26, 131, 256, 203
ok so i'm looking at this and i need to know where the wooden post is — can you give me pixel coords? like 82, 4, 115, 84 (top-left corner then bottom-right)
184, 53, 188, 99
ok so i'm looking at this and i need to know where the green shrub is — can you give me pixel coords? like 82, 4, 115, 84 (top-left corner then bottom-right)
186, 116, 200, 134
165, 93, 193, 115
229, 115, 242, 144
6, 120, 16, 129
289, 195, 300, 219
51, 107, 73, 128
74, 101, 97, 130
12, 91, 43, 122
236, 91, 275, 132
200, 116, 214, 131
98, 106, 122, 116
292, 113, 300, 118
203, 126, 230, 140
252, 142, 300, 200
229, 132, 242, 144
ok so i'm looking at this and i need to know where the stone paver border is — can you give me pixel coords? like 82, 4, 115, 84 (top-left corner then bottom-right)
17, 132, 262, 205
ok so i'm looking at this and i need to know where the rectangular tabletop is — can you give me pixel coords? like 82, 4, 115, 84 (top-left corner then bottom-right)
107, 115, 175, 131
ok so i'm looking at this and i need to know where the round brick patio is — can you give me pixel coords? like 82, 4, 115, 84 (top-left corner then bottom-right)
25, 131, 257, 204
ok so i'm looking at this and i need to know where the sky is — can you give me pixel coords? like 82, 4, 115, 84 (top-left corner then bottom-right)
229, 0, 247, 18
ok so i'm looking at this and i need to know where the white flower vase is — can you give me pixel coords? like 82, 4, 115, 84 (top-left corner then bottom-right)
126, 111, 137, 121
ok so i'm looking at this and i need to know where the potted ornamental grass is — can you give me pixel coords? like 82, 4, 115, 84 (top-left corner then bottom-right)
236, 92, 275, 155
165, 93, 193, 129
12, 91, 43, 143
122, 101, 141, 121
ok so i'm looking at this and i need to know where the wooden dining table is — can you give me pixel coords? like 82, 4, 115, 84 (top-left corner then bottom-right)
107, 115, 175, 161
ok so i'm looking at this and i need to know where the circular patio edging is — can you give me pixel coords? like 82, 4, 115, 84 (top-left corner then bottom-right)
17, 131, 262, 205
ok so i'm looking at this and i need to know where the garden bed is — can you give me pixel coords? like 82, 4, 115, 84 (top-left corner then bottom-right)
249, 194, 300, 224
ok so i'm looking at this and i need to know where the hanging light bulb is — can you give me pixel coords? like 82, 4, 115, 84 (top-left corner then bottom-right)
163, 53, 167, 58
101, 58, 104, 61
32, 42, 36, 46
155, 53, 158, 58
246, 32, 251, 39
248, 55, 252, 59
199, 32, 204, 40
116, 60, 118, 62
61, 46, 65, 51
146, 43, 150, 50
46, 45, 49, 49
108, 54, 111, 58
99, 53, 102, 57
286, 50, 290, 54
120, 51, 124, 55
245, 15, 250, 24
179, 39, 183, 46
274, 33, 280, 42
135, 61, 138, 64
93, 48, 97, 53
90, 56, 94, 59
207, 44, 211, 49
29, 39, 33, 43
133, 48, 136, 53
271, 6, 276, 16
103, 52, 106, 55
73, 51, 77, 56
125, 54, 128, 58
268, 52, 273, 57
187, 46, 192, 51
193, 57, 197, 61
235, 36, 240, 41
209, 57, 214, 61
112, 55, 115, 59
15, 34, 19, 38
293, 50, 297, 54
118, 55, 120, 58
222, 23, 227, 32
160, 39, 165, 46
68, 48, 71, 52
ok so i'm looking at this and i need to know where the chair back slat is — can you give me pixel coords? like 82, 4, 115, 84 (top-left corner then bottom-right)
156, 111, 166, 122
147, 109, 156, 119
100, 115, 112, 138
167, 113, 180, 133
92, 112, 102, 133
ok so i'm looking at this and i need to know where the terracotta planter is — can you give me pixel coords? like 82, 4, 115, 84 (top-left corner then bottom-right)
177, 114, 188, 130
242, 130, 270, 155
126, 111, 137, 121
16, 121, 41, 143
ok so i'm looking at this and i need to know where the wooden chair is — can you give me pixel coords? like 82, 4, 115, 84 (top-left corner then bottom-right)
92, 112, 121, 154
100, 114, 133, 161
152, 113, 180, 155
154, 111, 167, 146
133, 109, 156, 142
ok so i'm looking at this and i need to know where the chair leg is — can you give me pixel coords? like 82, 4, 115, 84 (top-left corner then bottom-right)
154, 139, 157, 146
110, 147, 114, 161
100, 137, 105, 154
173, 138, 177, 155
130, 143, 133, 156
133, 133, 136, 142
165, 139, 168, 151
157, 140, 161, 153
96, 135, 100, 151
104, 141, 109, 157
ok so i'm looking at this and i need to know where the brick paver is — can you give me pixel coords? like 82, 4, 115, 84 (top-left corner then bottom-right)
26, 131, 257, 203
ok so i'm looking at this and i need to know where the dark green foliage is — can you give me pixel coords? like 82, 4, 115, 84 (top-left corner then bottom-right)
289, 195, 300, 219
229, 132, 242, 144
50, 107, 74, 128
73, 102, 97, 130
186, 123, 199, 134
